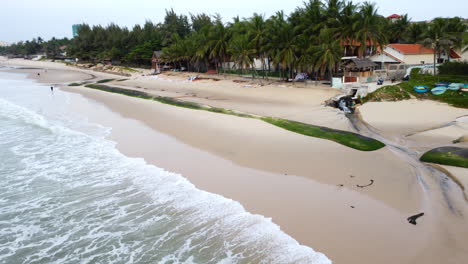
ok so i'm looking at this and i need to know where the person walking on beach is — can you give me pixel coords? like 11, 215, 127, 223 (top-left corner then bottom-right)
50, 86, 54, 92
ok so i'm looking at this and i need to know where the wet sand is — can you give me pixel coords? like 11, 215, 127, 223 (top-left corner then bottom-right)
1, 59, 468, 264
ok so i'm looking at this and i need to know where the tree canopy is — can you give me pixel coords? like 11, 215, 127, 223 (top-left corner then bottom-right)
1, 0, 466, 77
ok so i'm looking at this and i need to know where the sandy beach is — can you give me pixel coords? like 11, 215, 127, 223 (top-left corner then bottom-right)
1, 58, 468, 264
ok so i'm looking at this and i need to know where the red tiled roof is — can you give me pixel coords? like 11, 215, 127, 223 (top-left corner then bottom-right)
450, 49, 461, 59
383, 51, 404, 63
387, 14, 402, 19
388, 44, 434, 54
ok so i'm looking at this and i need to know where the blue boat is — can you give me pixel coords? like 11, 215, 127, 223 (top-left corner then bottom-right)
413, 85, 429, 93
435, 82, 449, 87
431, 87, 447, 95
448, 83, 462, 91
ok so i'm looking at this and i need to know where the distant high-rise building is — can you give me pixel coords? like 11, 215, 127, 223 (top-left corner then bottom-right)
0, 41, 9, 47
72, 24, 82, 37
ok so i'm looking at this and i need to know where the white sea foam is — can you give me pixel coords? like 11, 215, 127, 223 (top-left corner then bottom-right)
0, 74, 332, 264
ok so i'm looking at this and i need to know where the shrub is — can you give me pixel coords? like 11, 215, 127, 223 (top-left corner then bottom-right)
438, 61, 468, 76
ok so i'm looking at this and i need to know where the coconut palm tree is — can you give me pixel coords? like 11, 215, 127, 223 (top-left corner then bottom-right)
405, 22, 428, 43
387, 14, 410, 43
267, 11, 298, 80
204, 21, 231, 73
323, 0, 345, 29
248, 13, 268, 78
423, 18, 466, 75
228, 35, 255, 75
352, 2, 387, 57
336, 1, 358, 43
310, 28, 344, 84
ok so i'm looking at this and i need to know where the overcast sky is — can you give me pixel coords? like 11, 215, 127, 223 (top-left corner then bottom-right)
1, 0, 466, 43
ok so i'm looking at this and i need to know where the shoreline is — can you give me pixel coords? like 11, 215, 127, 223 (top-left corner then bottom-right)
2, 59, 468, 264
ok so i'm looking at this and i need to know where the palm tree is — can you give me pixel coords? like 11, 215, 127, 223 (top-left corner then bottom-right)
268, 11, 297, 80
203, 21, 231, 73
336, 1, 358, 42
422, 18, 466, 75
310, 28, 343, 84
323, 0, 344, 28
405, 22, 428, 43
352, 2, 387, 57
248, 13, 268, 78
388, 14, 410, 43
228, 35, 255, 75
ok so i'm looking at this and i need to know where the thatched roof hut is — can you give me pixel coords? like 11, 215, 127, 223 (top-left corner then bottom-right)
342, 58, 377, 72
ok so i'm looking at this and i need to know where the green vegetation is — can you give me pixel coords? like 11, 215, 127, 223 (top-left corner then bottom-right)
84, 84, 153, 99
438, 62, 468, 76
83, 84, 254, 118
81, 83, 385, 151
56, 60, 73, 66
1, 3, 465, 80
261, 117, 385, 151
421, 147, 468, 168
363, 69, 468, 108
0, 37, 70, 59
362, 85, 411, 102
120, 67, 139, 73
96, 78, 115, 83
68, 82, 82, 86
161, 2, 391, 80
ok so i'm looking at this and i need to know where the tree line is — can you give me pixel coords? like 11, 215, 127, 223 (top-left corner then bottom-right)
1, 0, 466, 78
0, 37, 71, 59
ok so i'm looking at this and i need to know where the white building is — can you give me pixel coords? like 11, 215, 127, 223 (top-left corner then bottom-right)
371, 44, 462, 68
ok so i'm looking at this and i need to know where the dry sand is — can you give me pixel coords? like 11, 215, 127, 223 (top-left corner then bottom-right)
359, 100, 468, 139
2, 58, 351, 131
2, 59, 468, 264
359, 100, 468, 201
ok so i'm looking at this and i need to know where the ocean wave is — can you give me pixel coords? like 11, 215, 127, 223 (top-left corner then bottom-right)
0, 86, 331, 263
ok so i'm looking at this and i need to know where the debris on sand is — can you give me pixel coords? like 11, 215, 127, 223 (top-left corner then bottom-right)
407, 213, 425, 225
357, 179, 374, 188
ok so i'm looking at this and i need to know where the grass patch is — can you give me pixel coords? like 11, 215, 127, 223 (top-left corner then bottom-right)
117, 79, 128, 81
362, 85, 411, 102
96, 78, 115, 83
68, 82, 82, 86
84, 84, 254, 118
261, 117, 385, 151
84, 84, 153, 99
398, 80, 468, 108
56, 60, 73, 66
363, 71, 468, 108
120, 67, 139, 73
82, 84, 385, 151
421, 147, 468, 168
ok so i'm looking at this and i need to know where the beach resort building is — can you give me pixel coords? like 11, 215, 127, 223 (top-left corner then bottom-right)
370, 44, 462, 69
387, 14, 402, 22
341, 58, 378, 82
